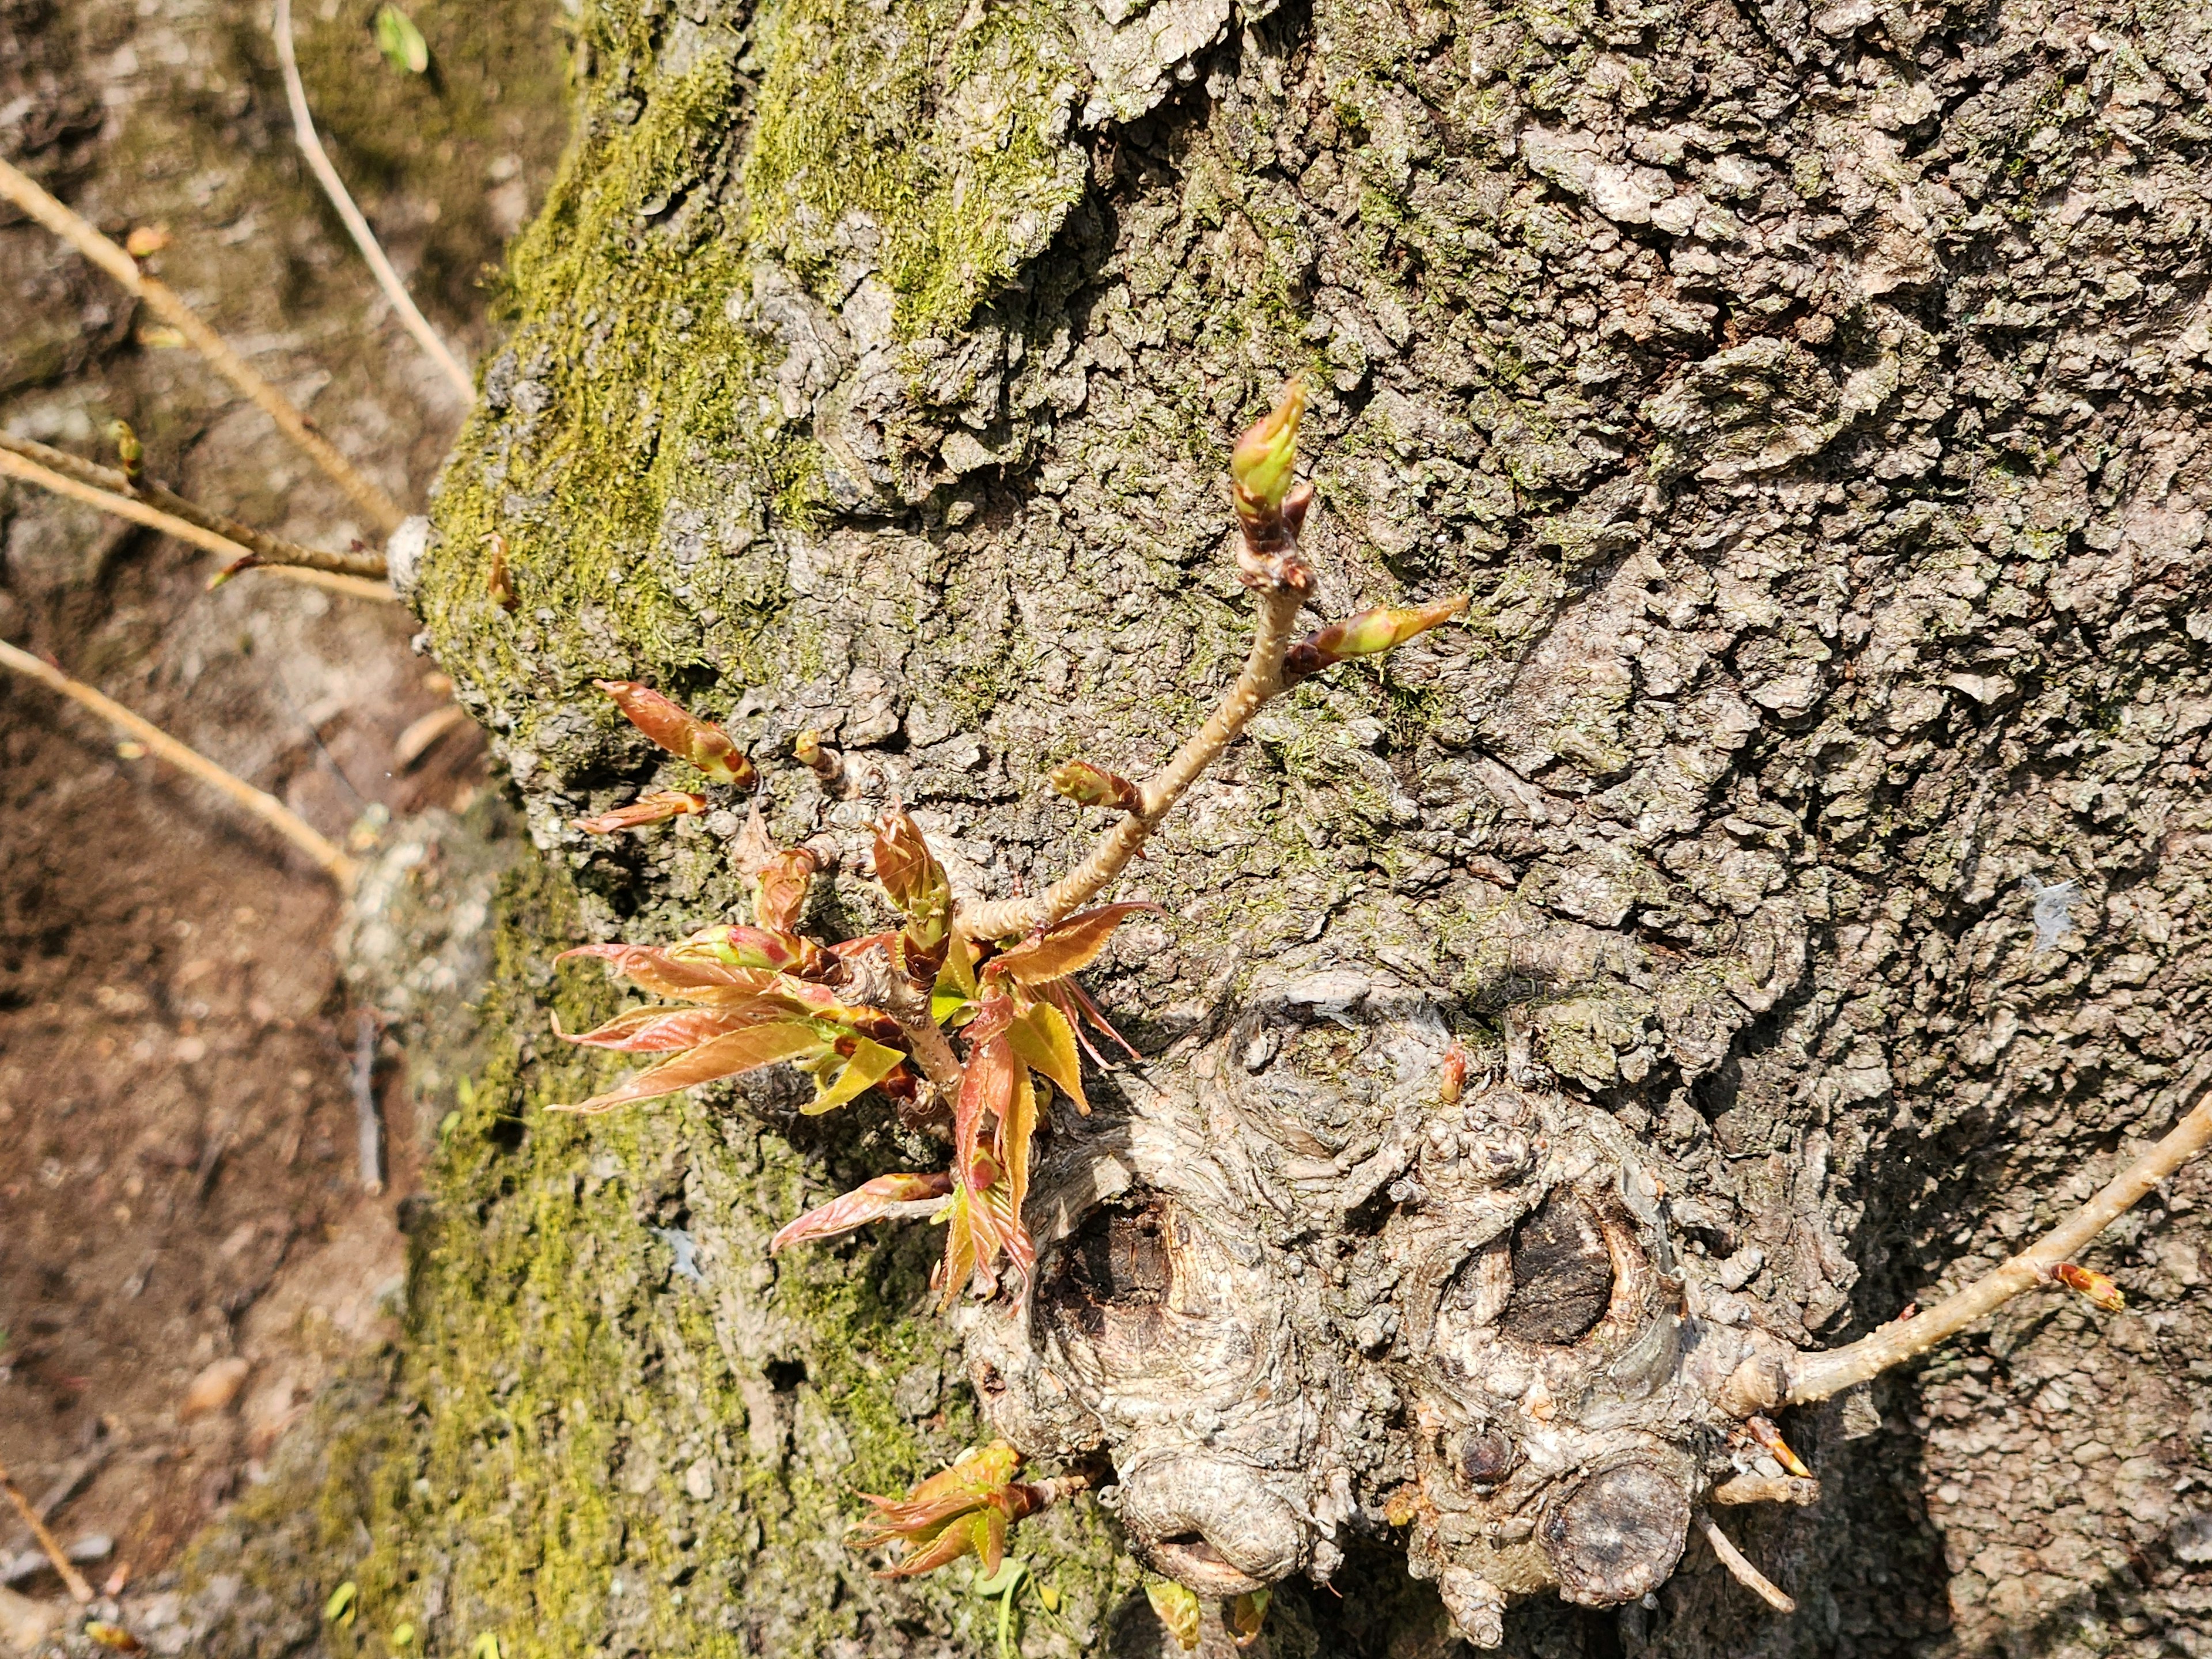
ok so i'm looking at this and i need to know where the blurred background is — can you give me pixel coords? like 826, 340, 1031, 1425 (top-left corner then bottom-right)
1, 0, 560, 1597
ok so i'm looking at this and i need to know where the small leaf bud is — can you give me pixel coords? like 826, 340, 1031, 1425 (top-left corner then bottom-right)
1050, 759, 1142, 813
2055, 1262, 2124, 1311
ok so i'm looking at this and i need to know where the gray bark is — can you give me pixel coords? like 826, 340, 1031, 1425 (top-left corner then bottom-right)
378, 0, 2212, 1652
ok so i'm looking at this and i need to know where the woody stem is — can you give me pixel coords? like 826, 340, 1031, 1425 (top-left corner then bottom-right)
957, 580, 1305, 942
1786, 1086, 2212, 1403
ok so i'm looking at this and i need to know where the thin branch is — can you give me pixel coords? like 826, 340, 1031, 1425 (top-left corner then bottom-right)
958, 582, 1308, 942
0, 638, 358, 888
0, 153, 408, 533
1695, 1513, 1794, 1614
0, 1453, 93, 1604
272, 0, 475, 406
1710, 1474, 1819, 1508
0, 432, 389, 583
1787, 1089, 2212, 1403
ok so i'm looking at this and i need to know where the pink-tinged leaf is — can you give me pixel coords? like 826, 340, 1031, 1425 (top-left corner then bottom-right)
770, 1171, 953, 1252
1007, 999, 1086, 1114
552, 1022, 826, 1115
574, 790, 709, 835
592, 679, 756, 788
954, 1015, 1017, 1200
803, 1035, 907, 1115
558, 942, 774, 999
754, 847, 817, 934
1045, 978, 1142, 1063
668, 923, 825, 978
985, 903, 1158, 984
553, 1005, 771, 1052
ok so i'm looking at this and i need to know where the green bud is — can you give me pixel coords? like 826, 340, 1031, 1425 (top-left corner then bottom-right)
1230, 379, 1305, 522
107, 419, 142, 479
1049, 759, 1142, 813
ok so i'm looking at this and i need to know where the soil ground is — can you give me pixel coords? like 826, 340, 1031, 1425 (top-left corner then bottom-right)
0, 0, 560, 1618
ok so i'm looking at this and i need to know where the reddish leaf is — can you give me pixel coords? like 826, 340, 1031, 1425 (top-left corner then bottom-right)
558, 942, 772, 999
553, 1021, 826, 1115
755, 847, 817, 934
992, 1062, 1038, 1303
554, 1005, 770, 1052
668, 923, 827, 978
2055, 1262, 2126, 1311
986, 903, 1158, 985
770, 1172, 953, 1252
574, 790, 708, 834
593, 679, 755, 788
874, 810, 952, 974
849, 1444, 1031, 1579
1045, 977, 1142, 1063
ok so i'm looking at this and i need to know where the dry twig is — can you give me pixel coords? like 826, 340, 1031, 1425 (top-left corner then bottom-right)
1787, 1089, 2212, 1402
0, 638, 358, 888
0, 1453, 92, 1605
0, 153, 407, 532
0, 433, 391, 590
273, 0, 475, 405
1695, 1513, 1794, 1614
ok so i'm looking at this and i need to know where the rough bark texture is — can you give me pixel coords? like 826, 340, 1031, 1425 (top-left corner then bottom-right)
367, 0, 2212, 1650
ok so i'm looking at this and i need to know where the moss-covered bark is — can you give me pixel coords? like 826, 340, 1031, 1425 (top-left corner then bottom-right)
343, 0, 2212, 1650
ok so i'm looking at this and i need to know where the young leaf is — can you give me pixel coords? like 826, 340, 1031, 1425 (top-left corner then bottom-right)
850, 1443, 1035, 1578
374, 2, 430, 72
804, 1034, 907, 1115
1145, 1580, 1203, 1653
668, 923, 825, 978
557, 942, 777, 999
994, 1062, 1039, 1298
875, 809, 954, 974
553, 1021, 826, 1115
1050, 759, 1142, 813
593, 679, 756, 789
554, 1004, 771, 1052
2055, 1262, 2125, 1311
770, 1172, 953, 1252
984, 903, 1158, 983
574, 790, 708, 835
754, 847, 817, 933
1007, 999, 1087, 1113
1229, 1588, 1272, 1649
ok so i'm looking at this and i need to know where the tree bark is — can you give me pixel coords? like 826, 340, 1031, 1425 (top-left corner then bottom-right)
358, 0, 2212, 1652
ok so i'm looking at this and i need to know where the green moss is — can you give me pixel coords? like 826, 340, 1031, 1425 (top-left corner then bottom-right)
743, 0, 1085, 341
300, 847, 1134, 1658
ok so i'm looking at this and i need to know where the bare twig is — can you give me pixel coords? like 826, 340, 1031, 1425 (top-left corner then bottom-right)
0, 1453, 93, 1605
957, 582, 1308, 942
0, 638, 358, 888
955, 387, 1321, 944
1695, 1513, 1794, 1613
0, 153, 408, 532
1710, 1474, 1820, 1508
0, 433, 391, 585
272, 0, 474, 406
1787, 1089, 2212, 1403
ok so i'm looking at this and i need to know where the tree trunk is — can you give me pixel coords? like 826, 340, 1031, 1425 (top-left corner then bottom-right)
344, 0, 2212, 1652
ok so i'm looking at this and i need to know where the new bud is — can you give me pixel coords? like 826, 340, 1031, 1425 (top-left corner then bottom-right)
795, 729, 843, 783
574, 790, 708, 835
108, 419, 142, 482
1285, 593, 1469, 683
1230, 378, 1306, 525
1050, 759, 1142, 813
1145, 1580, 1203, 1652
874, 810, 953, 975
2055, 1262, 2124, 1311
593, 680, 756, 789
